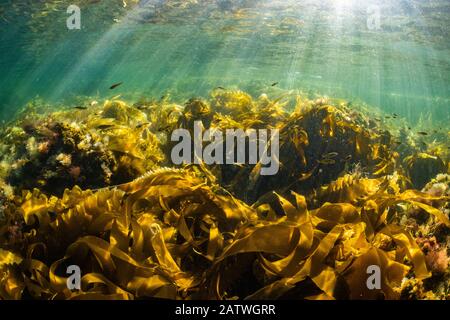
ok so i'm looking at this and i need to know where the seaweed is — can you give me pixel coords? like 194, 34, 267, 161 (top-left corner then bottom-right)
0, 99, 165, 196
0, 90, 448, 300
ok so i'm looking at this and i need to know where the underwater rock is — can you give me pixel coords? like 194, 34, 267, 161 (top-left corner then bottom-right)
400, 278, 438, 300
416, 236, 449, 275
423, 174, 450, 196
0, 99, 166, 196
404, 153, 446, 189
414, 174, 450, 243
4, 120, 116, 196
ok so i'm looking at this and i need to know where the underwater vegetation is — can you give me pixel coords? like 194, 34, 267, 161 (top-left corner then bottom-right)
0, 90, 449, 300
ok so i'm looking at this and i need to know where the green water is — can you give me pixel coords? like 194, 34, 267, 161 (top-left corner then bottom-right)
0, 0, 449, 124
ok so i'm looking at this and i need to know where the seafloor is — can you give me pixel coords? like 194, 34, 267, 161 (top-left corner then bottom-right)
0, 90, 449, 300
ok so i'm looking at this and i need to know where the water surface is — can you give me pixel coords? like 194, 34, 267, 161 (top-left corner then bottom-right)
0, 0, 448, 124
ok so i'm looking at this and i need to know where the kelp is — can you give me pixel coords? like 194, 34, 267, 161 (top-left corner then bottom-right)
156, 92, 405, 202
0, 167, 251, 299
0, 99, 165, 195
0, 89, 449, 300
0, 164, 448, 300
234, 100, 402, 201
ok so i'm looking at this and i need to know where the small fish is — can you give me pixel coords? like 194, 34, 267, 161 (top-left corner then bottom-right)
157, 125, 171, 132
97, 124, 115, 130
109, 82, 123, 90
249, 162, 262, 188
374, 118, 381, 122
298, 166, 318, 181
417, 131, 428, 136
111, 94, 122, 100
342, 155, 352, 162
322, 152, 339, 159
393, 113, 398, 118
317, 159, 336, 165
166, 109, 175, 118
136, 122, 150, 129
271, 82, 279, 87
385, 116, 391, 119
74, 106, 87, 110
215, 86, 227, 90
407, 127, 411, 130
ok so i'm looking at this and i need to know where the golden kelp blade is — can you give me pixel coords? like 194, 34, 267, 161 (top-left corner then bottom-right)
0, 91, 448, 300
0, 248, 22, 267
